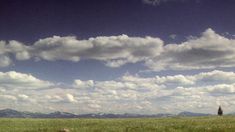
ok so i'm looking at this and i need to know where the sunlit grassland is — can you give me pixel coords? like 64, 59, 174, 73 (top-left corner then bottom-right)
0, 116, 235, 132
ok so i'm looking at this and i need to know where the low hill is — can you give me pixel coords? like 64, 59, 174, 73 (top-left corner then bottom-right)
0, 109, 212, 118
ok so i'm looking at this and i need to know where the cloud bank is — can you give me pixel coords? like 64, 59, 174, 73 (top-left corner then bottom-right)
1, 28, 235, 72
0, 35, 163, 68
32, 35, 163, 67
1, 70, 235, 114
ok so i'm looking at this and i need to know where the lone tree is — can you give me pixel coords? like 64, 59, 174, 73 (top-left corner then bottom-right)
218, 106, 223, 116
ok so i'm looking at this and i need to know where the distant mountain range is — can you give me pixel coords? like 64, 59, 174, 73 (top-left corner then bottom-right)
177, 111, 211, 117
0, 109, 213, 118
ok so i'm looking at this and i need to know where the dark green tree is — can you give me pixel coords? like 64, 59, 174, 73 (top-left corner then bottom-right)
218, 106, 223, 116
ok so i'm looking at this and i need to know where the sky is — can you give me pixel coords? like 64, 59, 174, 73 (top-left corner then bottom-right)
0, 0, 235, 114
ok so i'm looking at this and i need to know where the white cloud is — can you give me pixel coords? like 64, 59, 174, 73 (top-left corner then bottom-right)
66, 94, 77, 103
0, 71, 53, 89
146, 28, 235, 71
73, 80, 94, 88
2, 28, 235, 114
1, 70, 235, 114
206, 84, 235, 94
32, 36, 88, 62
1, 28, 235, 71
0, 40, 30, 67
69, 70, 235, 113
194, 70, 235, 84
0, 95, 17, 101
45, 95, 64, 103
0, 56, 12, 67
18, 94, 29, 100
31, 35, 163, 67
7, 40, 31, 60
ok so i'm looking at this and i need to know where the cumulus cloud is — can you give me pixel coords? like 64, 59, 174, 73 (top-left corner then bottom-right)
0, 56, 12, 67
45, 95, 64, 103
146, 28, 235, 71
31, 35, 163, 67
73, 80, 94, 88
0, 35, 163, 68
161, 70, 235, 86
0, 41, 12, 67
66, 94, 77, 103
0, 71, 53, 89
7, 40, 31, 60
18, 94, 29, 100
121, 70, 235, 87
1, 28, 235, 113
69, 70, 235, 113
0, 40, 31, 67
1, 70, 235, 114
1, 28, 235, 71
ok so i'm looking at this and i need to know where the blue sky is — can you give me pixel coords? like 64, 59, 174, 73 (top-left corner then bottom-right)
0, 0, 235, 114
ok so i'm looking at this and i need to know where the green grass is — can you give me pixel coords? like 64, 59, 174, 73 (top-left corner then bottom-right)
0, 116, 235, 132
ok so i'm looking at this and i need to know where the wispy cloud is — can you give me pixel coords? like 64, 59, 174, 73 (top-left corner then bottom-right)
142, 0, 171, 5
169, 34, 177, 39
142, 0, 187, 5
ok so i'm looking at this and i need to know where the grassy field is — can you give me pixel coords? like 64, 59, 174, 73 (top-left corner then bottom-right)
0, 116, 235, 132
